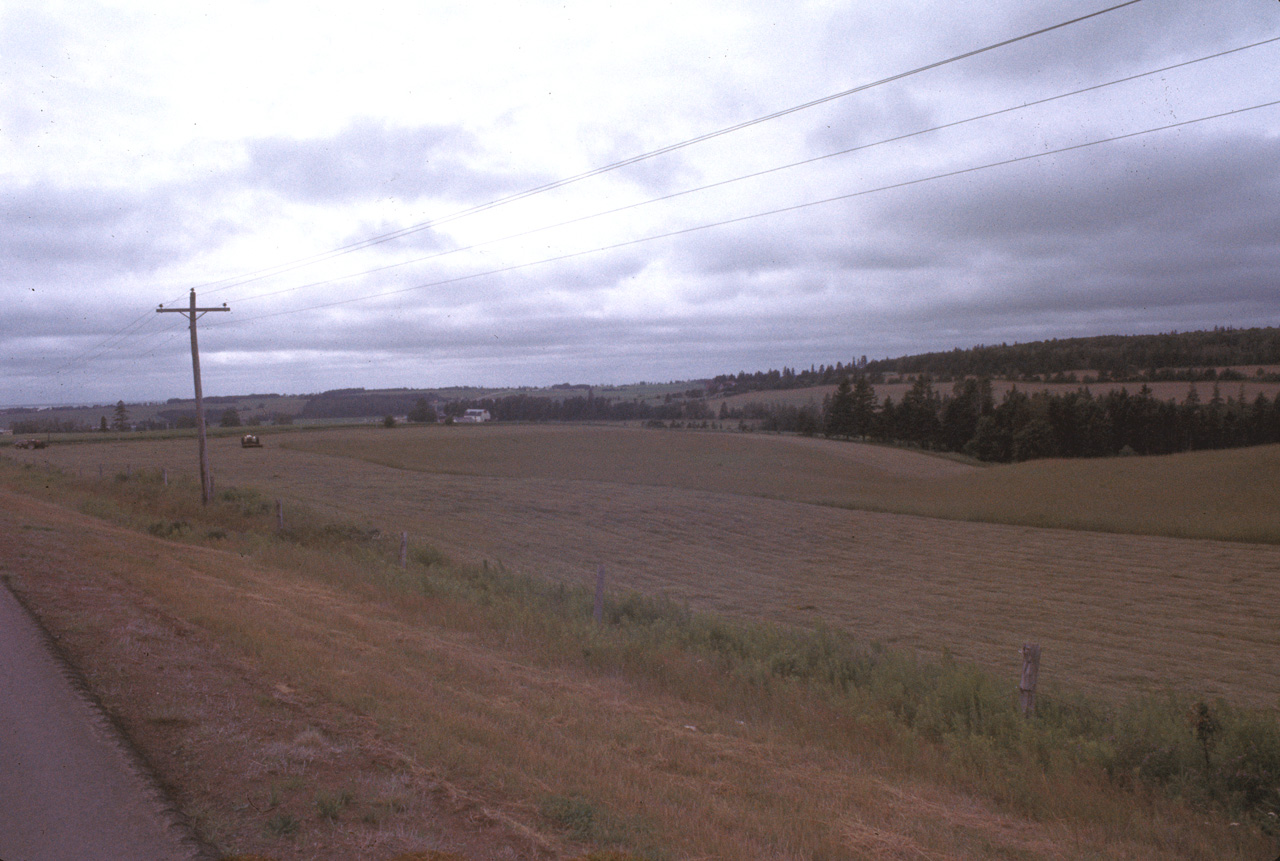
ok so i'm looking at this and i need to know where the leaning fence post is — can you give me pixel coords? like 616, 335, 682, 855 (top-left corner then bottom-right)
1019, 643, 1041, 718
593, 564, 606, 624
400, 532, 408, 568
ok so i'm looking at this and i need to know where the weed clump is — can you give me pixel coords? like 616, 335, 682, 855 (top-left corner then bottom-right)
539, 794, 643, 848
146, 520, 189, 538
218, 487, 272, 517
264, 812, 298, 837
314, 788, 354, 820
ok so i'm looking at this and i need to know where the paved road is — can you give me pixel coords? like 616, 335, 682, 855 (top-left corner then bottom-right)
0, 583, 201, 861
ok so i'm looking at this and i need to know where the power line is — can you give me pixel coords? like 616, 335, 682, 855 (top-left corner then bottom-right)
210, 97, 1280, 327
191, 0, 1146, 300
60, 326, 182, 392
223, 35, 1279, 310
46, 308, 158, 378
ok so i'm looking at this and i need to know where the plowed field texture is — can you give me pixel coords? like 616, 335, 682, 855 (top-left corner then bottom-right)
5, 424, 1280, 859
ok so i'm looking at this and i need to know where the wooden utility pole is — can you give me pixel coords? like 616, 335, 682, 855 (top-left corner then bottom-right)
157, 289, 229, 504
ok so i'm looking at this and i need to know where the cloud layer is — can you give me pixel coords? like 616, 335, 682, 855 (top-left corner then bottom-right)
2, 0, 1278, 405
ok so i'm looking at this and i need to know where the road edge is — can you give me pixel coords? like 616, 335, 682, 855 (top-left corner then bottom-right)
2, 574, 219, 861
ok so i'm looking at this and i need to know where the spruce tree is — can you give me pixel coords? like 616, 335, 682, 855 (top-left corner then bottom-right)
823, 377, 855, 438
850, 376, 877, 439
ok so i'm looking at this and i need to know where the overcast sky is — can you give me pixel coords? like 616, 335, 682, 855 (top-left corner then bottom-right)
3, 0, 1278, 406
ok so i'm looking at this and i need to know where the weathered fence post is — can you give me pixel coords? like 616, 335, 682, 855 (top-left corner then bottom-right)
276, 499, 284, 531
162, 467, 169, 487
593, 564, 606, 625
99, 464, 103, 479
400, 532, 408, 568
1019, 643, 1041, 718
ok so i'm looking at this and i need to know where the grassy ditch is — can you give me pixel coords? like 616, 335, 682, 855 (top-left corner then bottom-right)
3, 454, 1278, 858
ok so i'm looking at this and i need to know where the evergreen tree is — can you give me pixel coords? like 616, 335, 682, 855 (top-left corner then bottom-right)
849, 376, 877, 439
822, 377, 855, 438
941, 378, 989, 451
897, 376, 942, 448
111, 400, 129, 431
408, 398, 438, 423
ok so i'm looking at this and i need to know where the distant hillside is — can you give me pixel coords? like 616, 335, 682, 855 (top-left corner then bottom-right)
713, 326, 1280, 396
1, 381, 708, 432
867, 326, 1280, 380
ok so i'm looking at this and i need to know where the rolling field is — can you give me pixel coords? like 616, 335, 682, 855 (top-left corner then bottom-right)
16, 424, 1280, 708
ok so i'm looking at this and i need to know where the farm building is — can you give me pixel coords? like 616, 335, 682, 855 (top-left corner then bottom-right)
458, 409, 491, 423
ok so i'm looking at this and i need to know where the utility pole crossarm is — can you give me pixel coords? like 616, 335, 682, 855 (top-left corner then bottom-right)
156, 289, 230, 505
156, 301, 230, 317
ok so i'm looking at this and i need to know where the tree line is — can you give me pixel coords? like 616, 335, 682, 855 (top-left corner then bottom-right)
867, 327, 1280, 381
712, 327, 1280, 398
724, 376, 1280, 462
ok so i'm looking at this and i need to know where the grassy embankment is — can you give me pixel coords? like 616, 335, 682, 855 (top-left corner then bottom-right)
2, 449, 1278, 859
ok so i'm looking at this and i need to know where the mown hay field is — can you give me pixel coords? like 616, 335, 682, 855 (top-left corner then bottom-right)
17, 424, 1280, 707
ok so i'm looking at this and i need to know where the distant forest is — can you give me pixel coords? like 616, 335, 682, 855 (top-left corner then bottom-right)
713, 326, 1280, 396
299, 390, 431, 420
723, 376, 1280, 462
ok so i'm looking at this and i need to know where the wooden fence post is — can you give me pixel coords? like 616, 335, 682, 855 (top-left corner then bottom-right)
162, 468, 169, 487
400, 532, 408, 568
593, 564, 606, 624
1019, 643, 1041, 718
276, 499, 284, 531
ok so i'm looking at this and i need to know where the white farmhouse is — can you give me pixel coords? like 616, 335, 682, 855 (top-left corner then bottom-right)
458, 409, 491, 423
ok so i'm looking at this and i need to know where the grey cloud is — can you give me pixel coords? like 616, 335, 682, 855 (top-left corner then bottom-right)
868, 130, 1280, 254
241, 119, 541, 204
0, 181, 231, 284
936, 1, 1277, 92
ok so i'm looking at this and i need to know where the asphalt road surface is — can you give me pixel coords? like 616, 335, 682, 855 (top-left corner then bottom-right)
0, 583, 201, 861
